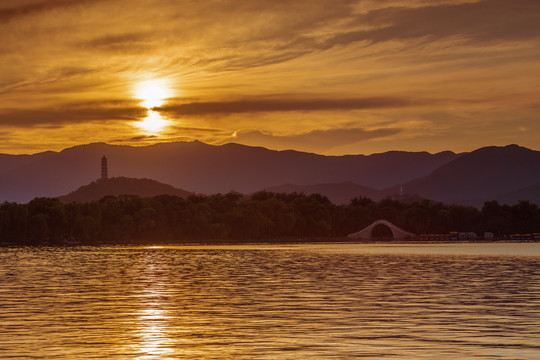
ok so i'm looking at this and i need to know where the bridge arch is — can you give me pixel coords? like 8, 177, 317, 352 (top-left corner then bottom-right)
347, 219, 415, 240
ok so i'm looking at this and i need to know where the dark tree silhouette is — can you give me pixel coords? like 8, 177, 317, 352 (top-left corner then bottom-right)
1, 193, 539, 245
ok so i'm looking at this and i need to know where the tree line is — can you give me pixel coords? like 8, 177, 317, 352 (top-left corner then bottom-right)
1, 192, 539, 245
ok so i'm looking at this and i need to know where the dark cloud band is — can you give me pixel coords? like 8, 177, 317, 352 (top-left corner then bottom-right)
0, 100, 145, 127
156, 97, 418, 116
0, 0, 104, 22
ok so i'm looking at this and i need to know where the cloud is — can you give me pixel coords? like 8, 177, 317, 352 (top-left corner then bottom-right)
82, 32, 155, 53
318, 0, 540, 48
0, 0, 539, 155
0, 0, 104, 22
167, 125, 228, 134
157, 125, 233, 146
109, 134, 158, 143
231, 127, 402, 151
0, 100, 146, 127
156, 96, 420, 116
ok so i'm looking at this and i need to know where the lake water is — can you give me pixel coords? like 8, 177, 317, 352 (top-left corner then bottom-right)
1, 243, 539, 359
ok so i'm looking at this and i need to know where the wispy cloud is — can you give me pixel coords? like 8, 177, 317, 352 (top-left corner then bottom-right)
360, 0, 540, 43
0, 0, 539, 154
82, 32, 155, 53
230, 127, 402, 152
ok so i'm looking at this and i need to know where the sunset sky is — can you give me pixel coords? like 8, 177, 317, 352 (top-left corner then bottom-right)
1, 0, 539, 155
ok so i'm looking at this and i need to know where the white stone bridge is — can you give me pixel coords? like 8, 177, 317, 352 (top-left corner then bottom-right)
347, 219, 416, 240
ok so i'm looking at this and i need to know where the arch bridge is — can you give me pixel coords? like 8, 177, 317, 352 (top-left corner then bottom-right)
347, 219, 415, 240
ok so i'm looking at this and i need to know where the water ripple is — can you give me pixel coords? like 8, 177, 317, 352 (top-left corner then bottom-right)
0, 244, 539, 359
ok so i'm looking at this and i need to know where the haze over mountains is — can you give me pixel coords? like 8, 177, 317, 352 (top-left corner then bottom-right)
1, 141, 539, 207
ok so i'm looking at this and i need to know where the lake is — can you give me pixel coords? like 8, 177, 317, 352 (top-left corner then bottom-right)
1, 243, 539, 359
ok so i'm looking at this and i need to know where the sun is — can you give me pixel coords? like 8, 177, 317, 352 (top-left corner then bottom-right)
135, 79, 172, 108
133, 79, 173, 133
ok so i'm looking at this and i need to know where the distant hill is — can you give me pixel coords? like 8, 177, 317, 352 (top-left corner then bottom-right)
58, 177, 192, 203
3, 142, 540, 207
267, 144, 540, 207
264, 183, 433, 205
0, 141, 459, 203
265, 182, 385, 205
495, 183, 540, 206
395, 145, 540, 207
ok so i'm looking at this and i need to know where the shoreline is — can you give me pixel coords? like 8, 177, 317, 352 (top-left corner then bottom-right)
2, 237, 539, 247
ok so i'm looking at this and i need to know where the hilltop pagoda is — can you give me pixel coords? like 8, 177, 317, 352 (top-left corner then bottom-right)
100, 155, 108, 181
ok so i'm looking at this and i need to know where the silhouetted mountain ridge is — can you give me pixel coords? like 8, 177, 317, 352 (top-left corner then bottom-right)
2, 142, 539, 206
394, 144, 540, 207
0, 141, 460, 203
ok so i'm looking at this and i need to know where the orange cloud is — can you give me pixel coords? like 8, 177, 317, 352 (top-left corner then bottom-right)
230, 128, 402, 152
0, 0, 539, 154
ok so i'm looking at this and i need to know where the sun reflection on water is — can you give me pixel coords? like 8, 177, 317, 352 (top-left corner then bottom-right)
136, 308, 174, 360
1, 246, 540, 359
134, 252, 176, 360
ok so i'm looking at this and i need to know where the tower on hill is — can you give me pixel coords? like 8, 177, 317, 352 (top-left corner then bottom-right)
101, 155, 108, 181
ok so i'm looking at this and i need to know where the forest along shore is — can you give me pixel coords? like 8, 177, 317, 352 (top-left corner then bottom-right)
1, 192, 539, 246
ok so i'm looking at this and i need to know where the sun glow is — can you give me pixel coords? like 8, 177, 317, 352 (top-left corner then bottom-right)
134, 79, 173, 134
138, 110, 170, 133
135, 79, 172, 108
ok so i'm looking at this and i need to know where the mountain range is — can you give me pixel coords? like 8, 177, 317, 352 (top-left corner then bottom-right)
1, 141, 539, 207
268, 145, 540, 207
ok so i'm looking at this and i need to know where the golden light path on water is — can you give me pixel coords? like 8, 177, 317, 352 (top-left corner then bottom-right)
1, 244, 539, 359
136, 308, 171, 359
133, 249, 176, 359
